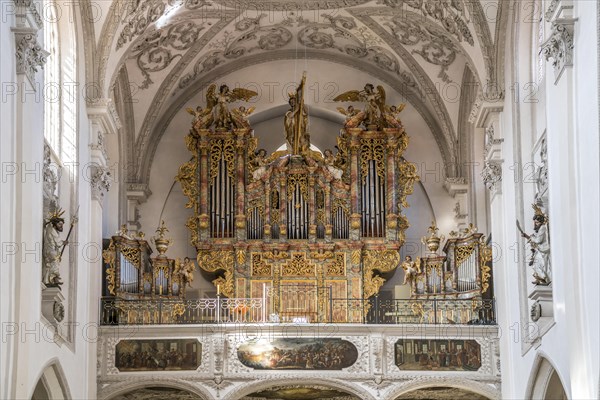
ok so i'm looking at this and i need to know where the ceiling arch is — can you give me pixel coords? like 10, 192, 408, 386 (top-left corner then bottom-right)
86, 0, 503, 187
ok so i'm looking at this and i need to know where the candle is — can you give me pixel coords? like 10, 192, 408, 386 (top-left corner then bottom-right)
159, 284, 163, 295
217, 284, 220, 296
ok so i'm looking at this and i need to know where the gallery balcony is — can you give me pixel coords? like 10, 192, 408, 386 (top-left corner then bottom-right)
99, 296, 496, 326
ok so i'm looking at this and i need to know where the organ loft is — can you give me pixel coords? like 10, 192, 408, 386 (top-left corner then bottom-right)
103, 74, 493, 324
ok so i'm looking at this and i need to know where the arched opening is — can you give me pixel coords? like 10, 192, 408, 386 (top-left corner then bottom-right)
527, 356, 568, 400
228, 379, 375, 400
108, 386, 202, 400
30, 363, 70, 400
393, 386, 492, 400
241, 385, 359, 400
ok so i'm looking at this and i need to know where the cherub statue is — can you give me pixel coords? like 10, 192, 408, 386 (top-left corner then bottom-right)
382, 103, 405, 129
322, 149, 343, 180
205, 84, 258, 130
519, 204, 551, 285
336, 105, 364, 129
401, 255, 422, 285
117, 224, 133, 240
251, 148, 269, 181
333, 83, 387, 129
175, 257, 196, 288
186, 105, 213, 130
230, 105, 255, 129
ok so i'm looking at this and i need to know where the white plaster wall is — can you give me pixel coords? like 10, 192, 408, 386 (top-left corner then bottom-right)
0, 3, 100, 398
494, 1, 600, 398
0, 6, 18, 399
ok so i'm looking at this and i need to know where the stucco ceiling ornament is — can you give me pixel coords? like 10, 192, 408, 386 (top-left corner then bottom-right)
116, 0, 211, 50
178, 13, 419, 96
212, 0, 370, 10
382, 16, 457, 82
129, 20, 210, 89
377, 0, 474, 45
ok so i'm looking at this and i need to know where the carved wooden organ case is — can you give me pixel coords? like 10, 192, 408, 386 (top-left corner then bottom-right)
177, 120, 419, 321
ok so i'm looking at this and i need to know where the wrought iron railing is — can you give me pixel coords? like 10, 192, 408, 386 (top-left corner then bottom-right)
100, 297, 495, 326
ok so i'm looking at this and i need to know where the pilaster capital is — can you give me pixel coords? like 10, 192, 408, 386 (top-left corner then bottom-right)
12, 27, 48, 84
542, 18, 576, 83
90, 164, 112, 202
481, 161, 502, 197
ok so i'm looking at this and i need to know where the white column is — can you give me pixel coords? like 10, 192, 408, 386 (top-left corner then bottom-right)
86, 100, 119, 397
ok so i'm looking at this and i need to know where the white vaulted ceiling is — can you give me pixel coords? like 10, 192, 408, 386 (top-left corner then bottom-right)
82, 0, 506, 184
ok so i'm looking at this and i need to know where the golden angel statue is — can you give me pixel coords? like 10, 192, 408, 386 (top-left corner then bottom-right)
205, 84, 258, 130
285, 72, 309, 155
401, 255, 422, 285
333, 83, 386, 129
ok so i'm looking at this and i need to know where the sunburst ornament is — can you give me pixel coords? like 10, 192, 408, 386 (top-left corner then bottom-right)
532, 203, 548, 224
46, 208, 65, 224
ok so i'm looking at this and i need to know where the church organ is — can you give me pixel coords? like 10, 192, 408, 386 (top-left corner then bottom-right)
102, 76, 493, 324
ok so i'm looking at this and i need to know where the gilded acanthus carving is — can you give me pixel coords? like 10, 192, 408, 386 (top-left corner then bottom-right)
363, 250, 400, 299
251, 254, 272, 277
102, 240, 117, 295
197, 250, 235, 297
281, 253, 316, 277
397, 160, 419, 208
359, 139, 386, 182
542, 20, 575, 82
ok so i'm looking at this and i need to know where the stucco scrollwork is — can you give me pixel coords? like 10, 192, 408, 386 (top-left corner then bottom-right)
542, 20, 575, 82
116, 0, 211, 49
377, 0, 474, 46
341, 336, 370, 373
382, 16, 456, 82
130, 20, 210, 88
14, 31, 48, 83
481, 161, 502, 195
